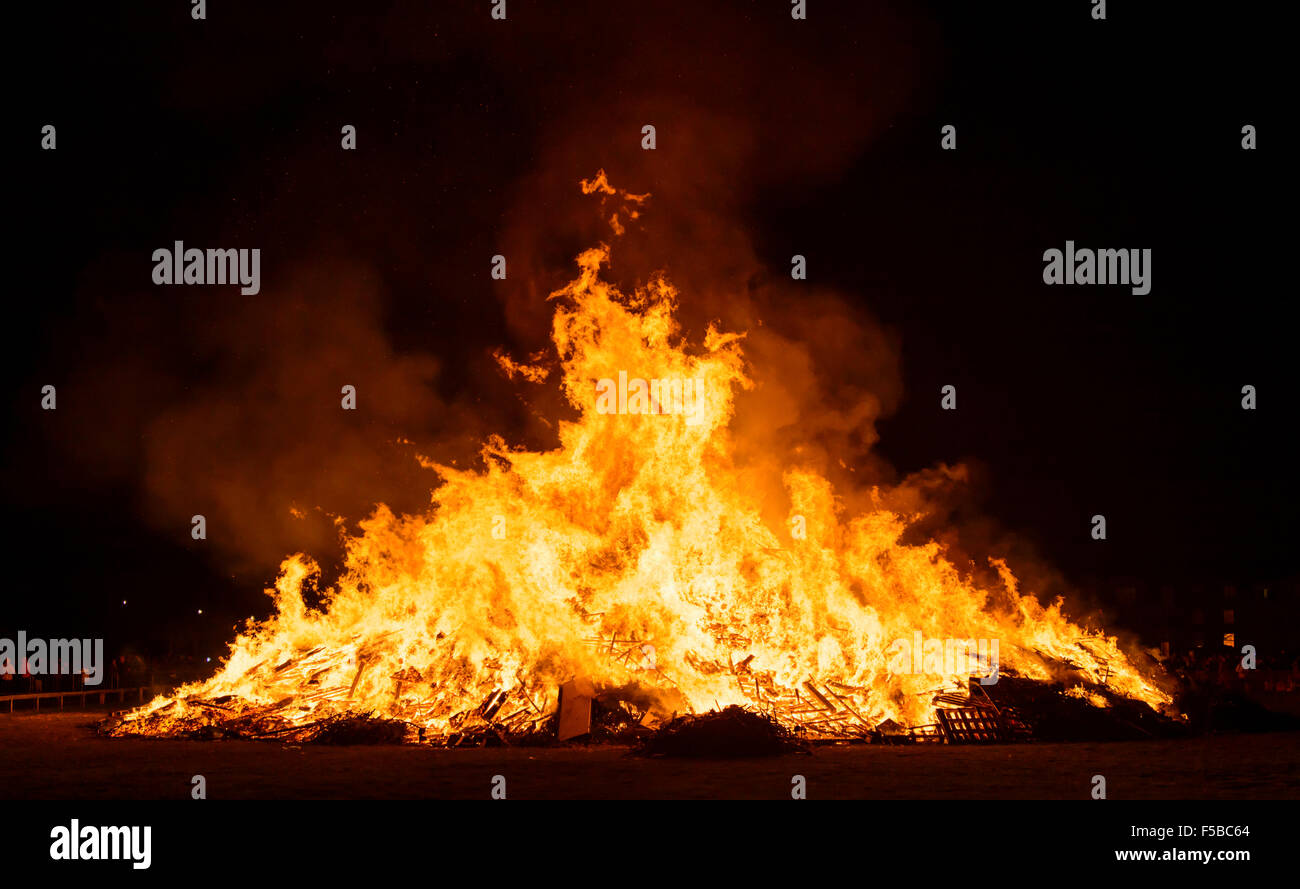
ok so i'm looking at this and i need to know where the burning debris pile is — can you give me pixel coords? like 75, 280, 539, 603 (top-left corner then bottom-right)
104, 174, 1175, 749
99, 658, 1176, 748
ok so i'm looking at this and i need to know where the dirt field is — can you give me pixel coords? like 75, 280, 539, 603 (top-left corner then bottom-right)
2, 709, 1297, 799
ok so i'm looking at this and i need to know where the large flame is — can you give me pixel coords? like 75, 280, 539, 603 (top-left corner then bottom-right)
115, 174, 1171, 741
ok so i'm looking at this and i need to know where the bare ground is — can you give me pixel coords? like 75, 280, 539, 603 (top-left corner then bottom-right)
2, 709, 1297, 799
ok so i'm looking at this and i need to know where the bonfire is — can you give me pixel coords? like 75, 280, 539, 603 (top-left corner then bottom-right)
106, 172, 1174, 746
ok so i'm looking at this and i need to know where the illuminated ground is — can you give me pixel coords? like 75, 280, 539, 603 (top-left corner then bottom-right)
2, 710, 1296, 800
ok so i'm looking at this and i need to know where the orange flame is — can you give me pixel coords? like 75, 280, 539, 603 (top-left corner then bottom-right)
114, 174, 1172, 741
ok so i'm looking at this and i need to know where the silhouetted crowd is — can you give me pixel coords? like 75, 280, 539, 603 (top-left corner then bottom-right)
0, 654, 211, 695
1164, 647, 1300, 694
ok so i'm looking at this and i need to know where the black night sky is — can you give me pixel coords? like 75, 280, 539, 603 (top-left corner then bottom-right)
5, 0, 1292, 660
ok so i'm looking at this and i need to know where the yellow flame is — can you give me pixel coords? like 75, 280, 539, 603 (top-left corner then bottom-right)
116, 175, 1171, 741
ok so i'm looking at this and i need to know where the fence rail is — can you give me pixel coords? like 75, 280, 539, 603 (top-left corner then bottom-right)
0, 686, 158, 712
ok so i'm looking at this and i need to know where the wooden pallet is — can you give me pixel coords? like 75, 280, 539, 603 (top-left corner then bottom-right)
935, 706, 1009, 744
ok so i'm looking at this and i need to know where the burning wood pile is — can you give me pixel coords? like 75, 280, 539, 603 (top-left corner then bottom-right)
103, 174, 1176, 749
101, 634, 1175, 747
